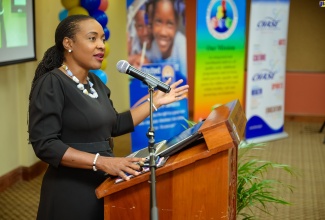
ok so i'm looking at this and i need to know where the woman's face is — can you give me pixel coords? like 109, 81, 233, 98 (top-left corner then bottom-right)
152, 0, 177, 59
69, 19, 106, 70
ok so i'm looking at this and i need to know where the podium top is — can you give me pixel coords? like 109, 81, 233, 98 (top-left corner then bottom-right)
199, 99, 246, 147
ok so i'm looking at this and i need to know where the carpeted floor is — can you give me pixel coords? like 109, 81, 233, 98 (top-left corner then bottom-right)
239, 121, 325, 219
0, 120, 324, 219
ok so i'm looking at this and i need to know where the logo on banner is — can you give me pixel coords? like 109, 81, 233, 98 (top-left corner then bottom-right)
206, 0, 238, 40
162, 65, 175, 82
252, 69, 277, 81
320, 1, 325, 7
257, 17, 280, 29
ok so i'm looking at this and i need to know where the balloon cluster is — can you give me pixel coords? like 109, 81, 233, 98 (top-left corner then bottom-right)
59, 0, 109, 84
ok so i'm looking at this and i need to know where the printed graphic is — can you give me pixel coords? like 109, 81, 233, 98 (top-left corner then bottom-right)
206, 0, 238, 40
245, 0, 290, 141
126, 0, 189, 151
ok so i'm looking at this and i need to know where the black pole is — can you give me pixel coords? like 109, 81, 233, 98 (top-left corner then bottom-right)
146, 85, 159, 220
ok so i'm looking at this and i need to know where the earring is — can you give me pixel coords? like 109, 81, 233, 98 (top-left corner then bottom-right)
68, 49, 72, 53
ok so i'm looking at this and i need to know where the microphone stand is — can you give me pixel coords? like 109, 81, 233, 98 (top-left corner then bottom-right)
146, 83, 159, 220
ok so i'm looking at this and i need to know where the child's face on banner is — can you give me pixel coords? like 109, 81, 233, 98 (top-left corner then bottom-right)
152, 0, 178, 59
134, 9, 153, 49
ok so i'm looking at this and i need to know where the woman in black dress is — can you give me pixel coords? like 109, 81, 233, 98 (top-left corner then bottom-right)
28, 15, 188, 220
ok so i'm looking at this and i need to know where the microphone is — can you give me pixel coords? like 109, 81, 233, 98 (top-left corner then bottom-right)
116, 60, 171, 93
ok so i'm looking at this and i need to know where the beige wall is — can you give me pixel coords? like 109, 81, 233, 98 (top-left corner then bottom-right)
0, 1, 129, 176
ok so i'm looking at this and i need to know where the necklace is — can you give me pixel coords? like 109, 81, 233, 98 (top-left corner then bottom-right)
62, 64, 98, 99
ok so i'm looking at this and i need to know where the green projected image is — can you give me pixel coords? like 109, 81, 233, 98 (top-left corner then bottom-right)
0, 0, 34, 66
0, 0, 28, 49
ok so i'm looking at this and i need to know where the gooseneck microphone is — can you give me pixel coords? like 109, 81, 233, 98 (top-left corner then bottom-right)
116, 60, 171, 93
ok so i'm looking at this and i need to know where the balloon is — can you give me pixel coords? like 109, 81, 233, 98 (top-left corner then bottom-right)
104, 41, 110, 57
80, 0, 101, 12
90, 10, 108, 28
90, 69, 108, 84
100, 59, 107, 70
98, 0, 109, 11
61, 0, 80, 10
103, 26, 110, 40
59, 9, 68, 21
68, 6, 89, 16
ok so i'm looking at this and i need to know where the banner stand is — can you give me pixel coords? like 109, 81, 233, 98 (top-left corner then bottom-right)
245, 132, 288, 144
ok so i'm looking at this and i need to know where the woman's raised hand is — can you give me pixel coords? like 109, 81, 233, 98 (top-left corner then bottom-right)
154, 78, 189, 108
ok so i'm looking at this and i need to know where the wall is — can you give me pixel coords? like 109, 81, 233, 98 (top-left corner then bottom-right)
284, 1, 325, 116
285, 73, 325, 116
0, 0, 63, 176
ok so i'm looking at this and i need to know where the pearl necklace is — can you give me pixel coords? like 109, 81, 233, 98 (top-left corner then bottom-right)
62, 64, 98, 99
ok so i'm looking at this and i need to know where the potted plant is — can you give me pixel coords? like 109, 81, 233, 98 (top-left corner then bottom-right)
236, 141, 297, 219
183, 120, 297, 219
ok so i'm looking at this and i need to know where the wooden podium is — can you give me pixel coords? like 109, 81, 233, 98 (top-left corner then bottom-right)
96, 100, 246, 220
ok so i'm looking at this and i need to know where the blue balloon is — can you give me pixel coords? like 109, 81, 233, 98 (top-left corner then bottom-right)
80, 0, 101, 12
103, 26, 110, 40
90, 69, 108, 84
90, 10, 108, 28
59, 9, 68, 21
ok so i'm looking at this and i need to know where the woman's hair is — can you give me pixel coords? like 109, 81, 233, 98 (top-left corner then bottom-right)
29, 14, 95, 100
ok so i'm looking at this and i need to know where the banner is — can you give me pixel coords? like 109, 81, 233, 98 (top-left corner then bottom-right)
126, 0, 188, 151
245, 0, 290, 142
193, 0, 246, 122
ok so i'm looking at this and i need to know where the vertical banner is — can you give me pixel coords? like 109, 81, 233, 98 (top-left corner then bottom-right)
245, 0, 290, 142
126, 0, 188, 152
194, 0, 246, 122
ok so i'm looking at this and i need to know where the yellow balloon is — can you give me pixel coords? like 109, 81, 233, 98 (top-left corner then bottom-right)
104, 42, 110, 58
68, 6, 89, 16
61, 0, 80, 10
101, 58, 107, 70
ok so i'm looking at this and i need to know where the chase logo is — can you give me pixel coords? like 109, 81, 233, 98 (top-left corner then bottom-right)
320, 1, 325, 7
252, 69, 277, 81
257, 17, 280, 29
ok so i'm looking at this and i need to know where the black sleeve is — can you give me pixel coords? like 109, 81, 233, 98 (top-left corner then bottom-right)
28, 72, 69, 167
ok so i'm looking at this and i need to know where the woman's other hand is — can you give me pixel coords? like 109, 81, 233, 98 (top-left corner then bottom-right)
96, 156, 146, 181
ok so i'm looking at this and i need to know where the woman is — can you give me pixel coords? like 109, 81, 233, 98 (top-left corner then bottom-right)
28, 15, 188, 220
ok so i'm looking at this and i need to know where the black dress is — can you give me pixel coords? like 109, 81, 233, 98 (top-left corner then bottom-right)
28, 68, 134, 220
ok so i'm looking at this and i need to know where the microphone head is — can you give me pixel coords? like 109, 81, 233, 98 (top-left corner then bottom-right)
116, 60, 129, 73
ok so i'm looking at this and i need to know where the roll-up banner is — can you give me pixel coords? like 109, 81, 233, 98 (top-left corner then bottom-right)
126, 0, 189, 152
194, 0, 246, 122
245, 0, 290, 142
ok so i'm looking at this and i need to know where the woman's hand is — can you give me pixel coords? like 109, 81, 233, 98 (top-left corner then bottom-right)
96, 156, 146, 181
153, 78, 189, 108
129, 78, 189, 126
